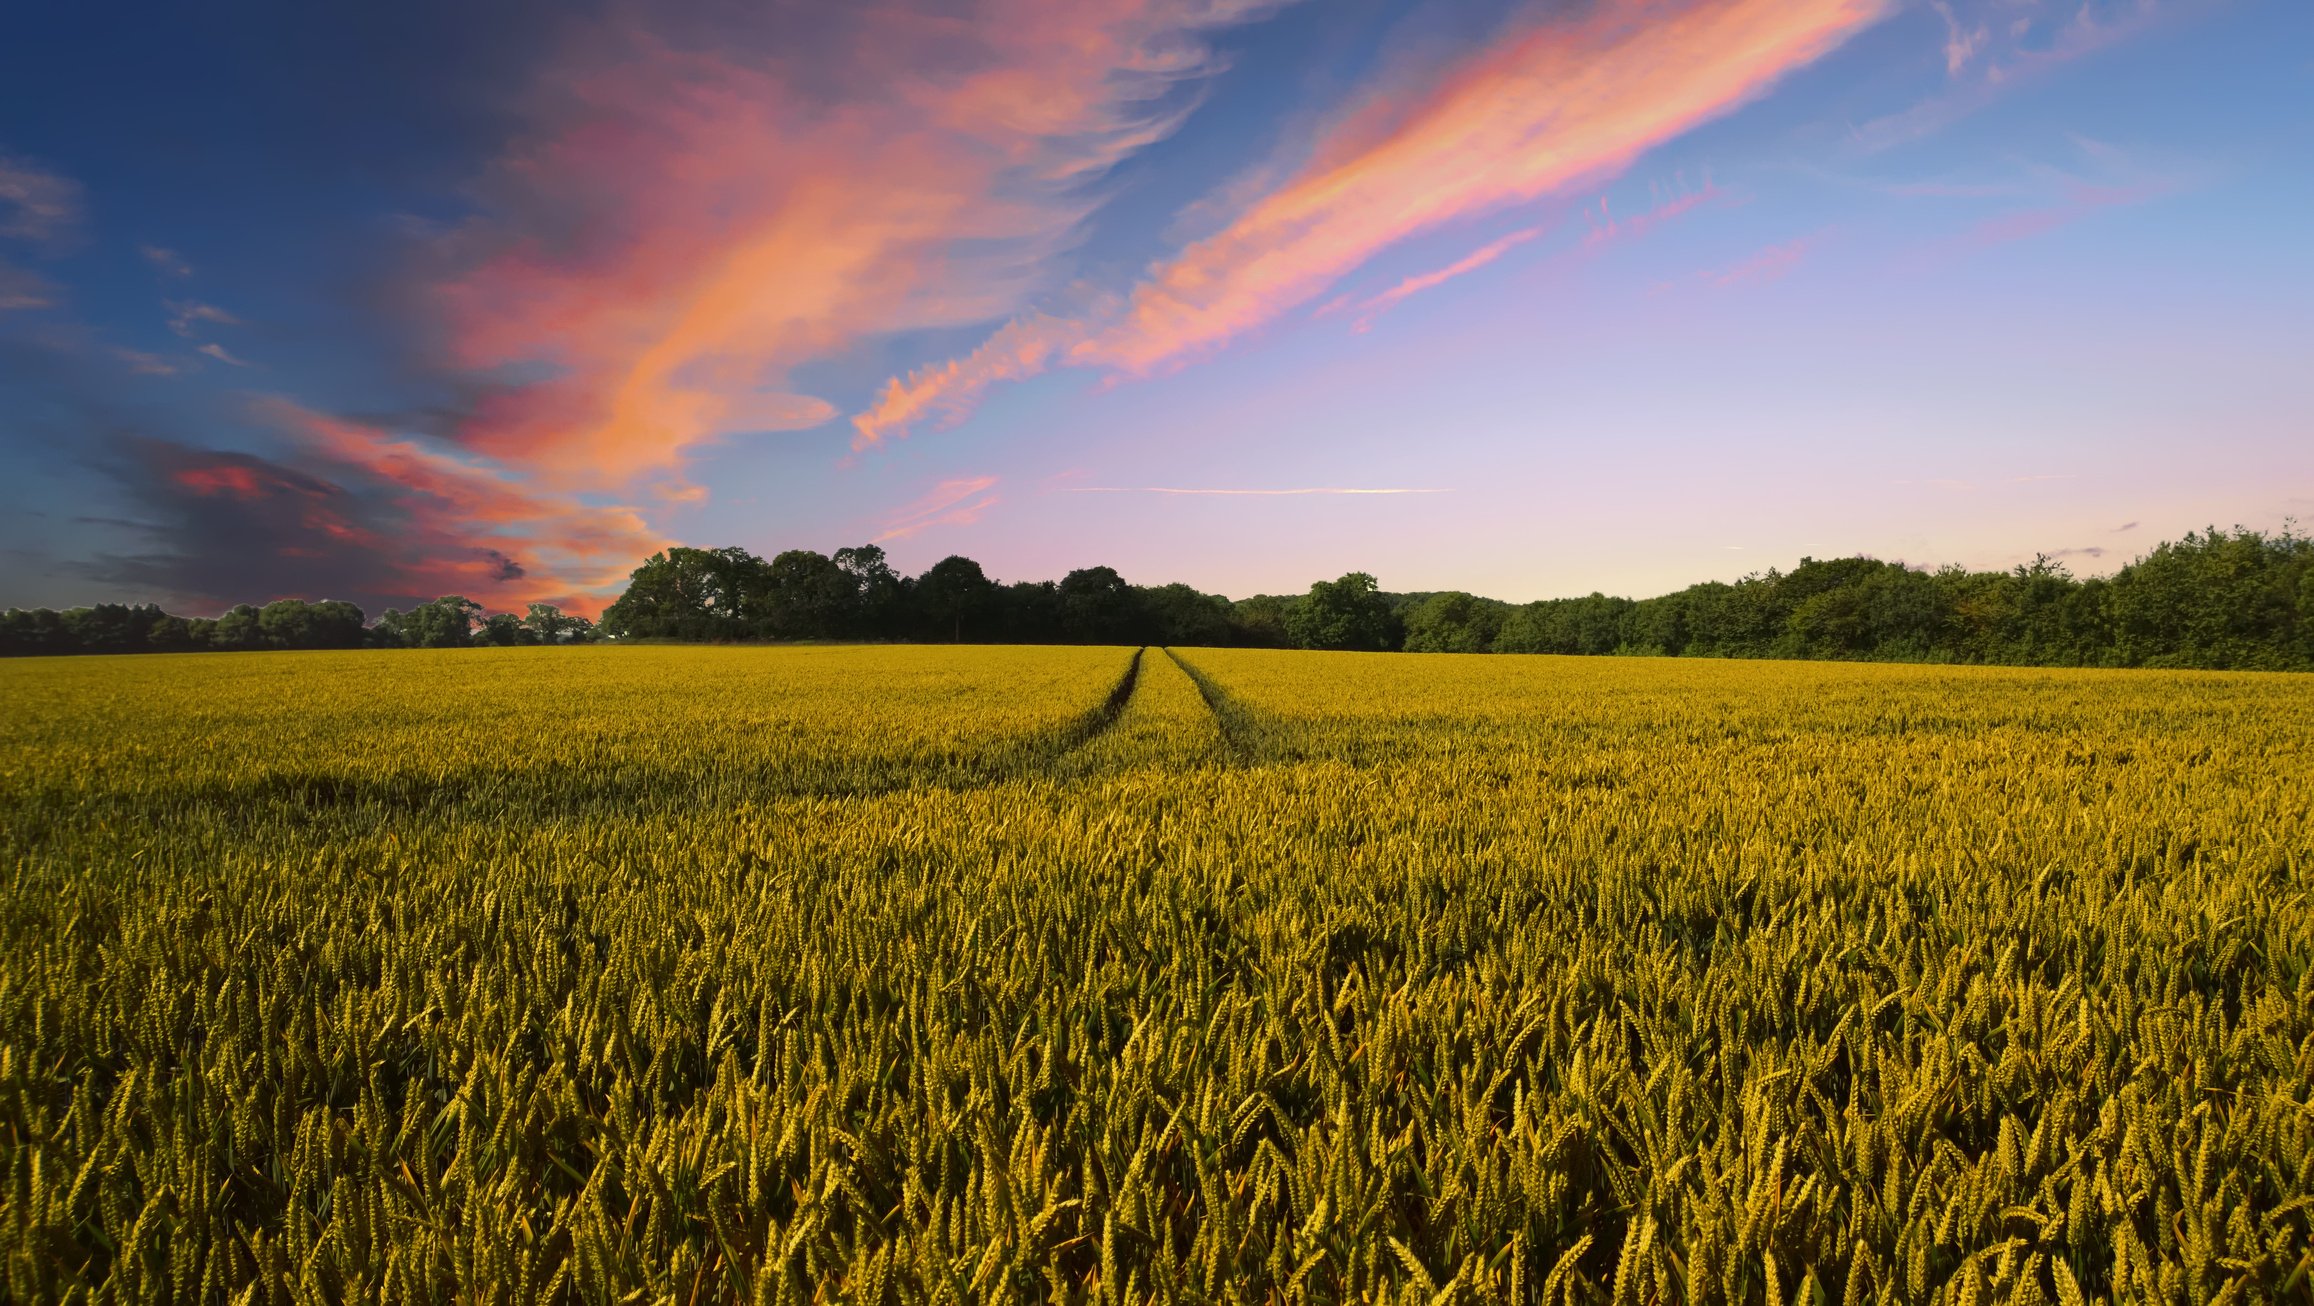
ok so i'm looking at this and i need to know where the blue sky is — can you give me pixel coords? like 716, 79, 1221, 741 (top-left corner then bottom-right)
2, 0, 2308, 614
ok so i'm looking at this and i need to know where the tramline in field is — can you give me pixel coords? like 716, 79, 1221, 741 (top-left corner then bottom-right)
2, 646, 2309, 1302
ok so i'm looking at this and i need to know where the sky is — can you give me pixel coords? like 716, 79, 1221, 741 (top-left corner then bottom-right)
1, 0, 2308, 617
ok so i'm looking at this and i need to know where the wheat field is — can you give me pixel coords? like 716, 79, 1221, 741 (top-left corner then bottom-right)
2, 646, 2309, 1303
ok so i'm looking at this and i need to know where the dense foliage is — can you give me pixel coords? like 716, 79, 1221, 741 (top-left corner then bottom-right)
1434, 527, 2314, 671
2, 647, 2310, 1301
0, 597, 596, 656
604, 525, 2314, 670
5, 525, 2308, 671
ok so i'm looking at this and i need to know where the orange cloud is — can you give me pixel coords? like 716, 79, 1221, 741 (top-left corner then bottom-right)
854, 0, 1884, 437
1334, 225, 1546, 331
437, 1, 1278, 487
1080, 0, 1885, 374
172, 462, 297, 501
876, 475, 1001, 541
852, 312, 1088, 449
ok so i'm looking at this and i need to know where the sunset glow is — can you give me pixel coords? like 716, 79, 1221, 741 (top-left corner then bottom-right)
1, 0, 2306, 614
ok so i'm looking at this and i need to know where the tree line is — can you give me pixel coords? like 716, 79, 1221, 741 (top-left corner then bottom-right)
4, 526, 2307, 670
0, 598, 597, 655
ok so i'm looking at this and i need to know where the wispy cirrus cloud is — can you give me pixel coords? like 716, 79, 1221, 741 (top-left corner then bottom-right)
1853, 0, 2184, 152
1082, 0, 1884, 375
1699, 231, 1817, 286
118, 0, 1286, 608
0, 260, 59, 312
1895, 136, 2187, 265
853, 312, 1092, 450
856, 0, 1887, 442
0, 153, 81, 245
1581, 178, 1726, 250
1958, 178, 2168, 249
112, 347, 183, 377
166, 299, 239, 338
1324, 225, 1546, 331
876, 475, 1001, 541
139, 244, 193, 277
433, 0, 1285, 488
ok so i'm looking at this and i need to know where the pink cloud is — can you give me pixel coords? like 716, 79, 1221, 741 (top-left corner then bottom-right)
434, 1, 1279, 487
1701, 233, 1816, 286
876, 475, 1002, 541
852, 0, 1886, 438
1334, 225, 1547, 331
1079, 0, 1886, 375
852, 312, 1089, 449
1961, 180, 2168, 250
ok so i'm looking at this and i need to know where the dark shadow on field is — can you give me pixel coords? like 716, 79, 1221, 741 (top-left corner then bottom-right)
1057, 647, 1142, 756
1162, 647, 1280, 763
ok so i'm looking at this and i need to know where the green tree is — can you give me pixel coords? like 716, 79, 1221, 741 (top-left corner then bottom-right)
765, 550, 859, 640
1058, 566, 1145, 645
915, 556, 997, 643
475, 612, 529, 646
1401, 592, 1504, 653
1230, 596, 1296, 648
211, 604, 264, 651
602, 549, 752, 639
1287, 572, 1399, 651
2108, 526, 2312, 669
1141, 583, 1238, 647
834, 545, 906, 638
522, 602, 593, 644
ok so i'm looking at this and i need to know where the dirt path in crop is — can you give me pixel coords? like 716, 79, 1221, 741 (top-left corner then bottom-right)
1160, 648, 1262, 763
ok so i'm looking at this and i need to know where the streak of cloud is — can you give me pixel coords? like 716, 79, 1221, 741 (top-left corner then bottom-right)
166, 300, 240, 338
853, 312, 1090, 450
857, 0, 1886, 441
0, 260, 58, 312
876, 475, 1001, 541
112, 348, 183, 377
1581, 179, 1725, 250
435, 0, 1285, 486
1852, 0, 2182, 152
1331, 225, 1546, 331
140, 245, 193, 277
0, 153, 82, 245
1079, 0, 1885, 375
1699, 232, 1815, 286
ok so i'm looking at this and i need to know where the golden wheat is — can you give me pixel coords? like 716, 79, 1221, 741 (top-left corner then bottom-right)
1, 645, 2308, 1303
